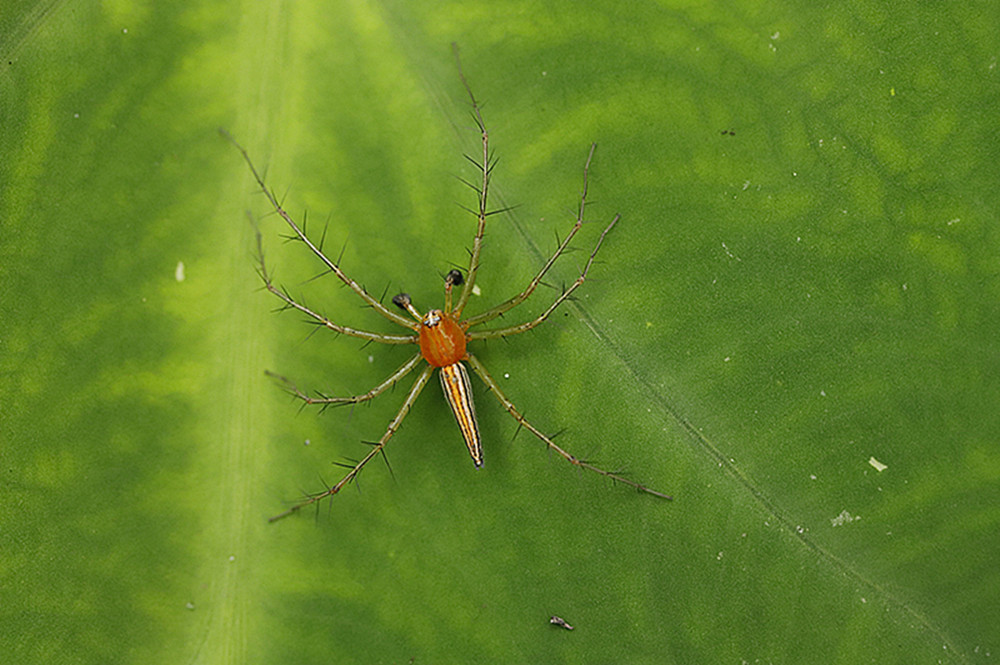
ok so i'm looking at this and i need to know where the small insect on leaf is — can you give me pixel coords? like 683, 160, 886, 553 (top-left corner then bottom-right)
550, 615, 575, 631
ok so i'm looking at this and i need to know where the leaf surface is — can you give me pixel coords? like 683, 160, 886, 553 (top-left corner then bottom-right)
2, 2, 998, 663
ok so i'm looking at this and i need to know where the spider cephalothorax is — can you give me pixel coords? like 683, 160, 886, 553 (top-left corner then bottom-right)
392, 292, 469, 369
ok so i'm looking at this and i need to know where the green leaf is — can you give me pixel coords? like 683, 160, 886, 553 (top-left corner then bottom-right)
3, 1, 998, 663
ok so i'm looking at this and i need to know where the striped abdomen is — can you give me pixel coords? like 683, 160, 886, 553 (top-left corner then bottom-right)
438, 362, 483, 467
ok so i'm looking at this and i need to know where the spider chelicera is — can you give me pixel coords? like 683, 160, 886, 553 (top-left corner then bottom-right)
224, 53, 670, 522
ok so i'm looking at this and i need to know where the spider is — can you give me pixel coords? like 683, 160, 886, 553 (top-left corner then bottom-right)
224, 52, 670, 522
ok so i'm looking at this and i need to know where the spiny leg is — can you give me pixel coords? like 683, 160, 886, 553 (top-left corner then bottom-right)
266, 352, 423, 408
222, 128, 417, 330
269, 364, 435, 522
463, 143, 600, 329
450, 43, 493, 318
465, 353, 671, 499
467, 213, 619, 341
252, 219, 418, 345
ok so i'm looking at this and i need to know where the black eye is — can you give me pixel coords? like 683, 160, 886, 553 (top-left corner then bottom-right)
446, 269, 464, 286
391, 293, 411, 309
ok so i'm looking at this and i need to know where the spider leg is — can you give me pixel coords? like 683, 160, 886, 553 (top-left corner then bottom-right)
253, 223, 418, 345
467, 213, 619, 341
267, 353, 423, 407
451, 43, 492, 318
222, 129, 418, 330
466, 353, 671, 499
463, 143, 599, 329
269, 364, 436, 522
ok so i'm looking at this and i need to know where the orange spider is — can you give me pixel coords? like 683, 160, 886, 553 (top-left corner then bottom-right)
224, 50, 670, 522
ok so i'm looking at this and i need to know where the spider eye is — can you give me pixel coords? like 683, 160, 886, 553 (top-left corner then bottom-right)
391, 293, 411, 309
445, 269, 464, 286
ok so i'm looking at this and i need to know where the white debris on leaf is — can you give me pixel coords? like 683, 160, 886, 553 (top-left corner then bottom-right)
831, 510, 859, 527
868, 457, 888, 472
175, 261, 185, 282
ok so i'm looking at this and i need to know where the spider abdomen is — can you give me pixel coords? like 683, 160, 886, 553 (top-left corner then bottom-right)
439, 362, 483, 467
419, 310, 468, 367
